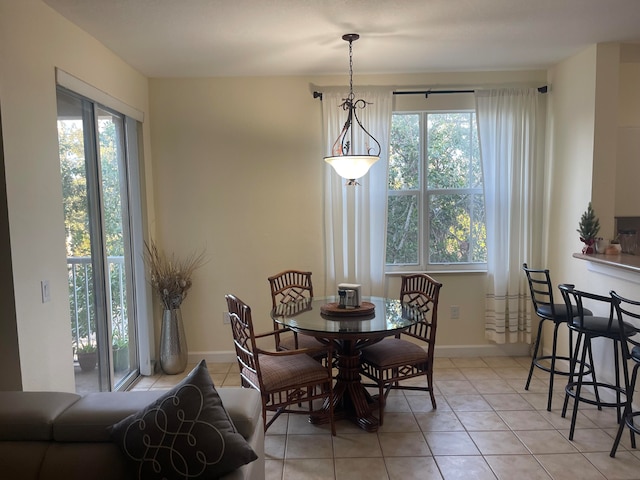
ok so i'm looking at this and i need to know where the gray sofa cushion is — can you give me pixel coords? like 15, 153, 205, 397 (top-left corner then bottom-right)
216, 387, 262, 439
109, 359, 258, 479
0, 441, 49, 479
39, 442, 135, 480
0, 391, 80, 441
54, 391, 164, 442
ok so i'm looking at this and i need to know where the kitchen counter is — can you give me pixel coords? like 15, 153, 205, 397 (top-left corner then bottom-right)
573, 252, 640, 277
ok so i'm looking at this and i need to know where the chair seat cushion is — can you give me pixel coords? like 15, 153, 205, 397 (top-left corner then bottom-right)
570, 316, 638, 338
537, 304, 593, 322
361, 338, 427, 368
279, 334, 325, 352
244, 353, 329, 391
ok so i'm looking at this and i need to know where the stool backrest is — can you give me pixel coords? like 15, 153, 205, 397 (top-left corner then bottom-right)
558, 284, 615, 331
522, 263, 557, 319
611, 291, 640, 323
610, 291, 640, 350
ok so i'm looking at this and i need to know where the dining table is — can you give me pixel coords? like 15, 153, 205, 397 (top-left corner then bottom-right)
271, 296, 422, 432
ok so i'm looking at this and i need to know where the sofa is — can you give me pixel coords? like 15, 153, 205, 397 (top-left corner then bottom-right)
0, 386, 264, 480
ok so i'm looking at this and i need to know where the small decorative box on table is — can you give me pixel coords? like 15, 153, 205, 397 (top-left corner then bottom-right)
320, 301, 375, 317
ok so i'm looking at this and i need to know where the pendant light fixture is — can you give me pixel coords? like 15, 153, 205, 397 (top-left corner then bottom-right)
324, 33, 381, 186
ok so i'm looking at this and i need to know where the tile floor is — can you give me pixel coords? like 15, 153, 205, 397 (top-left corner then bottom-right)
130, 356, 640, 480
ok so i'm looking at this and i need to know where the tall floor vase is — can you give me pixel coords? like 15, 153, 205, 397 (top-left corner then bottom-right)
160, 308, 188, 374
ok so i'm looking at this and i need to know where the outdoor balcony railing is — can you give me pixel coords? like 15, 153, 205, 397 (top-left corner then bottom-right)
67, 256, 128, 356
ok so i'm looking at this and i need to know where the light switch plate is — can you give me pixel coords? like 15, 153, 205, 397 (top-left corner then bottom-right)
41, 280, 51, 303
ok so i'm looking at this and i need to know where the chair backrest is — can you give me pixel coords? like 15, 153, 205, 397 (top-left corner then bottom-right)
225, 294, 261, 390
400, 273, 443, 344
268, 270, 313, 308
611, 291, 640, 323
558, 284, 616, 333
611, 291, 640, 350
522, 263, 557, 319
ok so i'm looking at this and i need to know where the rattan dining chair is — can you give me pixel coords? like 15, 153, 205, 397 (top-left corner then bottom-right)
360, 273, 443, 425
268, 270, 325, 354
225, 293, 335, 435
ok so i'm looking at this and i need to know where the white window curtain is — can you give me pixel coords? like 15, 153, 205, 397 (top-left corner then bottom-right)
322, 87, 393, 296
475, 88, 545, 344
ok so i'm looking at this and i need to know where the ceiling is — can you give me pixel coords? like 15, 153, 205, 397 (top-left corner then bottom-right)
43, 0, 640, 78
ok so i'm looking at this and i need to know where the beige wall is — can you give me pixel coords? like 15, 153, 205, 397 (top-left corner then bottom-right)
0, 0, 152, 391
149, 70, 545, 358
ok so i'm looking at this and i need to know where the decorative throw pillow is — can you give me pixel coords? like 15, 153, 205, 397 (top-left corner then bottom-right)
109, 359, 257, 479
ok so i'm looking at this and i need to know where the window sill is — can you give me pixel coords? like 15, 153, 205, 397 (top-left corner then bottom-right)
385, 269, 487, 276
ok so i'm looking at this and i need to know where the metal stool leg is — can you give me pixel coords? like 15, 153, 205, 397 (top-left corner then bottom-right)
563, 331, 583, 418
611, 362, 640, 456
547, 322, 561, 411
568, 336, 590, 440
587, 337, 602, 411
525, 318, 545, 390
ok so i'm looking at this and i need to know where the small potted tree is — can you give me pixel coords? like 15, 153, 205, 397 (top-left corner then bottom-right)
577, 202, 600, 254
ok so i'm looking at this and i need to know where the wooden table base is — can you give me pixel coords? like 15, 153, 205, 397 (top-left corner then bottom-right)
311, 339, 380, 432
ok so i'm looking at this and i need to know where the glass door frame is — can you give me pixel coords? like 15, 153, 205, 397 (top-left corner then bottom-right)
57, 85, 149, 392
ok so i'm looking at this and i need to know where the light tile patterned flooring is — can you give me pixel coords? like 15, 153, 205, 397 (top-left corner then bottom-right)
130, 356, 640, 480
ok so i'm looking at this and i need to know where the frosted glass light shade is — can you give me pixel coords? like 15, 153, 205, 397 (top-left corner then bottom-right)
324, 155, 379, 180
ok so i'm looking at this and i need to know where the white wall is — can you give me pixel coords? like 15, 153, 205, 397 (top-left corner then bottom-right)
0, 0, 152, 391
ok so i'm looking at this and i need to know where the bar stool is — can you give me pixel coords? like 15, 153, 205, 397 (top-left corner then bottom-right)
558, 284, 638, 441
609, 291, 640, 457
522, 264, 592, 411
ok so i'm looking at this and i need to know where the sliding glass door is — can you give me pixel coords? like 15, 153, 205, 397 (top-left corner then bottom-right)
56, 87, 141, 392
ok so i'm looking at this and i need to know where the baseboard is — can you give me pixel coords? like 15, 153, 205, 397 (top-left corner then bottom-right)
434, 343, 530, 357
188, 351, 237, 364
188, 344, 530, 365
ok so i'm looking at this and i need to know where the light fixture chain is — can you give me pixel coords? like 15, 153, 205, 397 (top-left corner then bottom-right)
348, 39, 354, 100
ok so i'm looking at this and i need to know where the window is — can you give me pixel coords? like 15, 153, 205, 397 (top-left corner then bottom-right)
386, 111, 486, 271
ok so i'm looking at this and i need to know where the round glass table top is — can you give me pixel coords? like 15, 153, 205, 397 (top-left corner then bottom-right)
270, 296, 421, 335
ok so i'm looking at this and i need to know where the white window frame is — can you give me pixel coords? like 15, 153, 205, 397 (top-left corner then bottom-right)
386, 107, 487, 274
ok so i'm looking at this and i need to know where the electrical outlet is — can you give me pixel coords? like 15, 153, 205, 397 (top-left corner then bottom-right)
222, 312, 231, 325
450, 305, 460, 319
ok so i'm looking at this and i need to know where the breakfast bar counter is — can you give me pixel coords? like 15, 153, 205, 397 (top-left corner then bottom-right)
573, 252, 640, 274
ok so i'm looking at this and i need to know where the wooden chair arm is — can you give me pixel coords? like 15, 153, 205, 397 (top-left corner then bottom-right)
253, 329, 284, 340
256, 344, 333, 358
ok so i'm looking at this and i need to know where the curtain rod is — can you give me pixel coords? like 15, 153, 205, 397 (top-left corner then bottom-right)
312, 85, 548, 100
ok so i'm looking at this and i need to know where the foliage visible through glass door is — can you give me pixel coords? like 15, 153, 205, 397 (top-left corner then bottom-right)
57, 88, 139, 393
